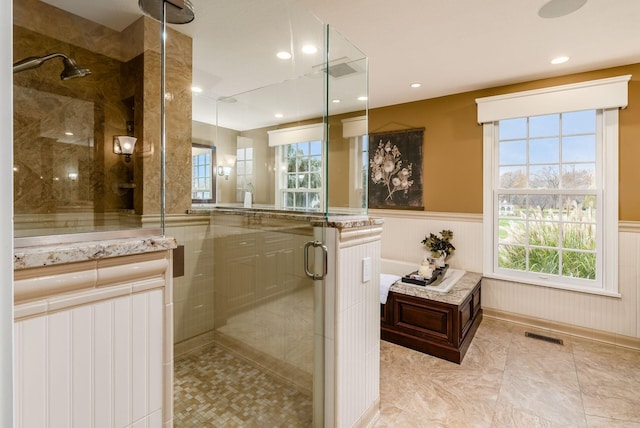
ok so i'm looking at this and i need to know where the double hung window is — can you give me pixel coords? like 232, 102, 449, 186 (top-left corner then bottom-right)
477, 76, 630, 294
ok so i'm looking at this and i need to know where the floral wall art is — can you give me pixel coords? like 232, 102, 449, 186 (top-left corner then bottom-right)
368, 128, 424, 209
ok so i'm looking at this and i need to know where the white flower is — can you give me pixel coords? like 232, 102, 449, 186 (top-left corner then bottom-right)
373, 154, 384, 165
392, 177, 401, 186
383, 160, 394, 173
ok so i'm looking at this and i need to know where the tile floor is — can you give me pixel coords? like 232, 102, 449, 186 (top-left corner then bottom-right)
175, 315, 640, 427
374, 318, 640, 427
174, 341, 312, 427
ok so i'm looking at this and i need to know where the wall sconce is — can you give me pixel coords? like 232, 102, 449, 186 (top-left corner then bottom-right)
68, 172, 78, 181
113, 136, 137, 162
217, 154, 237, 180
217, 165, 232, 180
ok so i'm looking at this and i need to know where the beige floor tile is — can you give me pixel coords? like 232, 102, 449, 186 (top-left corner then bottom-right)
585, 415, 640, 427
496, 370, 587, 427
490, 400, 565, 428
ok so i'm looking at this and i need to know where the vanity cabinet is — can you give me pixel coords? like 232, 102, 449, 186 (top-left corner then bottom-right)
381, 272, 482, 364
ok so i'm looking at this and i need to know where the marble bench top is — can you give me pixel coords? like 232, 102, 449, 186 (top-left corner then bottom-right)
390, 271, 482, 306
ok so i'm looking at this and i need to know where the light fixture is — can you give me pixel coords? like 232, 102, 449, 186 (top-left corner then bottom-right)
301, 44, 318, 54
64, 131, 74, 136
538, 0, 587, 19
68, 172, 78, 181
550, 56, 570, 65
217, 165, 232, 179
410, 82, 422, 88
113, 135, 137, 162
217, 154, 237, 180
357, 96, 368, 101
332, 99, 341, 103
274, 113, 284, 118
191, 86, 203, 93
276, 51, 291, 60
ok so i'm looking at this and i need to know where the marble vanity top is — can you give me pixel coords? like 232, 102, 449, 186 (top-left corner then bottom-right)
390, 271, 482, 306
14, 234, 177, 270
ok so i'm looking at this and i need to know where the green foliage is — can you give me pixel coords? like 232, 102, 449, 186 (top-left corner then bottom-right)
421, 229, 455, 258
498, 204, 596, 280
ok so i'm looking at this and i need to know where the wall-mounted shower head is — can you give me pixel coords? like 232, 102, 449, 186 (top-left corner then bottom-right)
139, 0, 195, 24
60, 57, 91, 80
13, 53, 91, 80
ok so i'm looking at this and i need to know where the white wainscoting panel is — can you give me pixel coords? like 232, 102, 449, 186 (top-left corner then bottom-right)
330, 225, 381, 428
14, 289, 165, 428
371, 210, 483, 273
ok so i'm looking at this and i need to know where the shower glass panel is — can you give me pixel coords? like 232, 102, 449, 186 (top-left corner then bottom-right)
168, 1, 367, 426
12, 0, 166, 240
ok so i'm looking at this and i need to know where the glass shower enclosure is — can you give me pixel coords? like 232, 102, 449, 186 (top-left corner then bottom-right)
172, 1, 368, 426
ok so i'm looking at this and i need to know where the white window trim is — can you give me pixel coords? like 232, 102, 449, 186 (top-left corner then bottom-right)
274, 142, 325, 212
477, 76, 628, 296
342, 115, 369, 210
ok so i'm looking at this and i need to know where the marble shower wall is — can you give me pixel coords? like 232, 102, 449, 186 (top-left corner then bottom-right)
13, 0, 193, 236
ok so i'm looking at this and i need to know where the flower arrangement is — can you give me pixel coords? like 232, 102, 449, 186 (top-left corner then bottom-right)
421, 229, 455, 259
369, 140, 413, 201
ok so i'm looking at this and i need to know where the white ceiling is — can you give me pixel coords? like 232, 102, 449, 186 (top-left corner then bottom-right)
42, 0, 640, 129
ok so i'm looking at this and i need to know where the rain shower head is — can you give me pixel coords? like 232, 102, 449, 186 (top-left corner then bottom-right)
139, 0, 195, 24
13, 53, 91, 80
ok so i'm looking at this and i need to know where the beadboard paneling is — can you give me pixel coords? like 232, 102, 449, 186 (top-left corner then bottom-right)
331, 226, 381, 428
14, 290, 165, 428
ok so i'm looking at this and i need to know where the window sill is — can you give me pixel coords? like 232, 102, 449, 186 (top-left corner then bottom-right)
482, 272, 622, 298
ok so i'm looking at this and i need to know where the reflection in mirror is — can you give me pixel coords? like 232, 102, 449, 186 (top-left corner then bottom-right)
192, 24, 368, 215
192, 143, 216, 203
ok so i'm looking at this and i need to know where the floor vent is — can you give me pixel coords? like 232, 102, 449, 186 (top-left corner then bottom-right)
525, 332, 564, 345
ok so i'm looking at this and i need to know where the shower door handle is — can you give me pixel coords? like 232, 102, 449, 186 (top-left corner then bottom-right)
304, 240, 328, 280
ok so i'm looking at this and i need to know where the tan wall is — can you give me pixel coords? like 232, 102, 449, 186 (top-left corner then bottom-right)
369, 63, 640, 221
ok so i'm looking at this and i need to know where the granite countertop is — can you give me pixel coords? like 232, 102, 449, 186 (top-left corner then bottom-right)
188, 206, 383, 230
14, 235, 177, 270
390, 271, 482, 306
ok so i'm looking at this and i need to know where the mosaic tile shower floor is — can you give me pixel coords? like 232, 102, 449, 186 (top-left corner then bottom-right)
174, 342, 312, 428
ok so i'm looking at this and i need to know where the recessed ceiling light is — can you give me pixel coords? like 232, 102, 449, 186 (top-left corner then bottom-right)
274, 113, 284, 118
538, 0, 587, 19
550, 56, 570, 65
410, 83, 421, 88
276, 51, 291, 60
64, 131, 74, 136
357, 96, 368, 101
332, 99, 341, 103
301, 45, 318, 54
191, 86, 203, 93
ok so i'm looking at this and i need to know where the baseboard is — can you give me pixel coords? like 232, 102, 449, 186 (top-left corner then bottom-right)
358, 398, 381, 428
483, 308, 640, 351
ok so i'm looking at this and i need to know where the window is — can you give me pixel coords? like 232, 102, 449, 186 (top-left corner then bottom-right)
496, 110, 599, 286
268, 123, 325, 211
280, 140, 322, 211
477, 76, 630, 295
192, 144, 215, 203
236, 146, 253, 202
